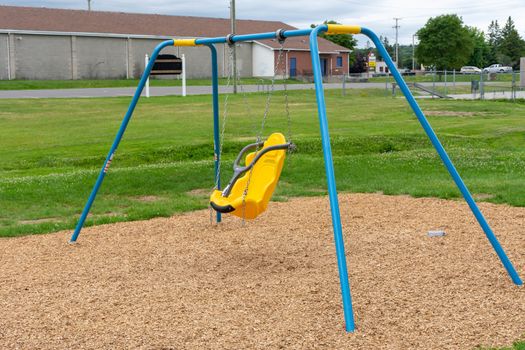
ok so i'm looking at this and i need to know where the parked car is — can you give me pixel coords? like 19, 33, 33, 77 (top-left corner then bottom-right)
460, 66, 481, 74
482, 64, 513, 73
396, 68, 415, 76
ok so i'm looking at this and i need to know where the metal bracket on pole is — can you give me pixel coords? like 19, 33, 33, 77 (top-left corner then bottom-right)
275, 29, 287, 44
225, 34, 235, 45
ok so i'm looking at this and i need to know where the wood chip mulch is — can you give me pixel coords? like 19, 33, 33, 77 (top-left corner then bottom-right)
1, 193, 524, 349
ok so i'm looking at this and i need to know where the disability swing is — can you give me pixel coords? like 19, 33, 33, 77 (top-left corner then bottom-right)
68, 24, 522, 333
209, 132, 292, 219
210, 33, 295, 219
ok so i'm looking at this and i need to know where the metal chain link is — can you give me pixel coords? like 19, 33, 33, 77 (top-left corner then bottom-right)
282, 56, 294, 170
240, 41, 287, 225
209, 39, 292, 225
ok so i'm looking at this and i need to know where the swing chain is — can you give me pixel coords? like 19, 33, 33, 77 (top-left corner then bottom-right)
210, 32, 292, 225
241, 36, 288, 224
215, 44, 235, 189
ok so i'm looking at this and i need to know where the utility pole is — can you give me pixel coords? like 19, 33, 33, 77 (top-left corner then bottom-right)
393, 17, 401, 67
230, 0, 237, 93
87, 0, 92, 11
412, 34, 417, 71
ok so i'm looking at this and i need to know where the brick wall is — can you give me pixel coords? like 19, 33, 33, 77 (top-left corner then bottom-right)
276, 50, 349, 78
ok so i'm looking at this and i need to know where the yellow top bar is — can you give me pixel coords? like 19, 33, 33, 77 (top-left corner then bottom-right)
173, 38, 198, 46
325, 24, 361, 35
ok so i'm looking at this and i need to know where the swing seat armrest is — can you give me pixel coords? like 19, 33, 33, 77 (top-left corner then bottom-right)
221, 142, 293, 197
233, 142, 294, 172
232, 141, 265, 170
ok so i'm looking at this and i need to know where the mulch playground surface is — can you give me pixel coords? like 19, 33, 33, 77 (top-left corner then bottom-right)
1, 193, 524, 349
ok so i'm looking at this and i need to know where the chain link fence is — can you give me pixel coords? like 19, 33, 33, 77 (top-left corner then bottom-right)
368, 70, 524, 100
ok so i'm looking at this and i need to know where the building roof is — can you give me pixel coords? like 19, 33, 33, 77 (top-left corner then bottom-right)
0, 5, 350, 53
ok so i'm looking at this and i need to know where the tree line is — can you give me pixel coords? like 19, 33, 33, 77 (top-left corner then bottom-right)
415, 15, 525, 70
321, 16, 525, 73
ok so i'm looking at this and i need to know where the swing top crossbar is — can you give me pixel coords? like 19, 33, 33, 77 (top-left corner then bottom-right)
171, 24, 361, 47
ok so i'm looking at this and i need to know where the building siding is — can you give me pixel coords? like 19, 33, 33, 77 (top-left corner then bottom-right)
14, 34, 72, 80
252, 44, 275, 77
76, 36, 128, 79
0, 34, 8, 80
179, 45, 218, 79
0, 6, 351, 81
234, 43, 253, 78
130, 38, 175, 79
328, 53, 349, 76
0, 32, 254, 80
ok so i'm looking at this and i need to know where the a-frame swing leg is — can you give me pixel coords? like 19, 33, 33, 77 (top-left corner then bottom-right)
309, 27, 356, 332
360, 27, 522, 286
208, 43, 221, 223
69, 40, 174, 243
70, 40, 222, 242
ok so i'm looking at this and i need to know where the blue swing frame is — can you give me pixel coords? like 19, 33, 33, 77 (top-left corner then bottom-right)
69, 24, 522, 332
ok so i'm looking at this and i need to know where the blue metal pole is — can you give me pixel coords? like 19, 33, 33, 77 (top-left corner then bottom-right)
69, 40, 174, 243
207, 44, 221, 223
310, 24, 356, 332
194, 28, 313, 46
361, 27, 522, 286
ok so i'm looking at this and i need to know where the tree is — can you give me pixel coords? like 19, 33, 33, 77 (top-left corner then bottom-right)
498, 16, 525, 69
376, 35, 394, 61
349, 50, 367, 73
486, 20, 502, 64
487, 20, 502, 47
415, 14, 474, 70
397, 45, 415, 69
466, 27, 490, 68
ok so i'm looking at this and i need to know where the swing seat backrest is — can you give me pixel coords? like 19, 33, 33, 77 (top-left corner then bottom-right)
210, 133, 287, 219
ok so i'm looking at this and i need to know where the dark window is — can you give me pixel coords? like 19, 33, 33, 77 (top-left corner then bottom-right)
336, 56, 343, 67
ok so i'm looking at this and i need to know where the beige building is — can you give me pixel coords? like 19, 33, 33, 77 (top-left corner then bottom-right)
0, 5, 350, 80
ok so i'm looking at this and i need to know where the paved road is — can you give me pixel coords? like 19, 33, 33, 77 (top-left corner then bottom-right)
0, 83, 369, 99
0, 82, 474, 99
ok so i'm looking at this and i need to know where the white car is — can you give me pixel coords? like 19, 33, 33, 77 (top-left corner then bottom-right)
460, 66, 481, 74
482, 64, 513, 73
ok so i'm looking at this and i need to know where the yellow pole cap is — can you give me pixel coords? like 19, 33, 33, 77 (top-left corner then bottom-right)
325, 24, 361, 35
173, 38, 197, 46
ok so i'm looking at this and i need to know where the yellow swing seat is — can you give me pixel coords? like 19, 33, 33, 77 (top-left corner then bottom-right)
210, 132, 291, 219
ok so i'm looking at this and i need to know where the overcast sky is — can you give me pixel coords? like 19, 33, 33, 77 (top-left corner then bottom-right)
2, 0, 525, 47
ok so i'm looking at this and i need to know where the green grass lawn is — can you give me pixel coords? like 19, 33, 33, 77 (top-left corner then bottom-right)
1, 89, 524, 238
0, 77, 302, 90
